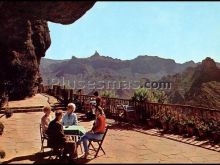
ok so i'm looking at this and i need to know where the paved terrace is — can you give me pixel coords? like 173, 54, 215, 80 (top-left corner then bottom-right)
2, 94, 58, 108
0, 94, 220, 164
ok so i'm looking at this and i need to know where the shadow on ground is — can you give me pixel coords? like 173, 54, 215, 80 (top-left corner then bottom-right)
1, 151, 91, 164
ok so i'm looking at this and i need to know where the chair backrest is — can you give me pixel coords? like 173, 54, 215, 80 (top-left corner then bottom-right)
39, 123, 48, 139
101, 126, 109, 141
39, 124, 43, 140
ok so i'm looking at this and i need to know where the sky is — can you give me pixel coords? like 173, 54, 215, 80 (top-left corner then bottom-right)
46, 2, 220, 63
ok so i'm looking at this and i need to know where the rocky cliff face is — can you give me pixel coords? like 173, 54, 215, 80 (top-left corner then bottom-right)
185, 81, 220, 109
0, 1, 95, 100
184, 57, 220, 109
162, 57, 220, 109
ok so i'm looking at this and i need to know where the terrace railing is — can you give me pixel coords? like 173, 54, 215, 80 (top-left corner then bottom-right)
38, 84, 220, 125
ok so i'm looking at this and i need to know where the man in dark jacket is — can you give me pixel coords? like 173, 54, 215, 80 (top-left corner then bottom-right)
47, 110, 66, 149
47, 110, 77, 160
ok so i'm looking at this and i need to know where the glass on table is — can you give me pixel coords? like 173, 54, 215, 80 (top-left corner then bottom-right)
65, 135, 78, 142
65, 135, 72, 142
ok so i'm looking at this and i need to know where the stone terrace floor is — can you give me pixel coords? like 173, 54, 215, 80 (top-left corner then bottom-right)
0, 94, 220, 163
2, 94, 58, 108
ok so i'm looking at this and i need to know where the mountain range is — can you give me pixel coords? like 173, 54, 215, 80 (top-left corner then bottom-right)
40, 52, 220, 109
40, 51, 198, 83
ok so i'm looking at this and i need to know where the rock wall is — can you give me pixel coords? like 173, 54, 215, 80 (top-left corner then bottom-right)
0, 1, 95, 100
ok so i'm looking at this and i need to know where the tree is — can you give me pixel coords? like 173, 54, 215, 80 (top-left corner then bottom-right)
131, 88, 168, 122
132, 88, 168, 103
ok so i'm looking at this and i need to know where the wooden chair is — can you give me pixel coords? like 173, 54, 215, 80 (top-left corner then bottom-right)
39, 124, 50, 153
40, 124, 62, 159
88, 126, 109, 158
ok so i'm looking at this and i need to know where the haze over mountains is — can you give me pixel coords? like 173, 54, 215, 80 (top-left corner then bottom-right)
40, 52, 220, 109
40, 51, 198, 82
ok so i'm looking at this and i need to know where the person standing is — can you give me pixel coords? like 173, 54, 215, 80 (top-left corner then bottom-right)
93, 91, 102, 107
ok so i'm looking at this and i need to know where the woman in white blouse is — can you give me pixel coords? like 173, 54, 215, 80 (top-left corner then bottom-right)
41, 106, 52, 135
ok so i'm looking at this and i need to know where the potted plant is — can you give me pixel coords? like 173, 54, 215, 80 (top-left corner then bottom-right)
155, 111, 163, 129
0, 149, 6, 159
5, 109, 13, 118
161, 114, 172, 133
147, 118, 155, 129
186, 118, 195, 137
177, 119, 187, 135
208, 120, 220, 144
0, 122, 4, 135
196, 121, 209, 139
168, 116, 178, 133
148, 111, 160, 128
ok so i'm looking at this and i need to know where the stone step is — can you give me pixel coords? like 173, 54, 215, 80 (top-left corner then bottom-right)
0, 105, 66, 114
0, 108, 43, 113
1, 106, 44, 110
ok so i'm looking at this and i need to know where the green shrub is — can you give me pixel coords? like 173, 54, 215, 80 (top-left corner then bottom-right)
208, 120, 220, 132
196, 121, 210, 131
132, 88, 168, 103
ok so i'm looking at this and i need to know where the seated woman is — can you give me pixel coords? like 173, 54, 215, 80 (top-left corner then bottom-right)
62, 103, 78, 126
41, 106, 52, 135
77, 106, 106, 158
47, 110, 76, 159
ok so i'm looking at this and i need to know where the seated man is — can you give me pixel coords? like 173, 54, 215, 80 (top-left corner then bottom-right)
47, 110, 66, 150
62, 103, 78, 126
41, 106, 52, 135
77, 106, 106, 158
47, 110, 76, 159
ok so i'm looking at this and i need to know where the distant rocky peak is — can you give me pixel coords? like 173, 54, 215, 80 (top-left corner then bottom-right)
201, 57, 217, 70
90, 51, 116, 61
184, 60, 195, 65
191, 57, 220, 87
71, 55, 77, 60
91, 51, 101, 58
